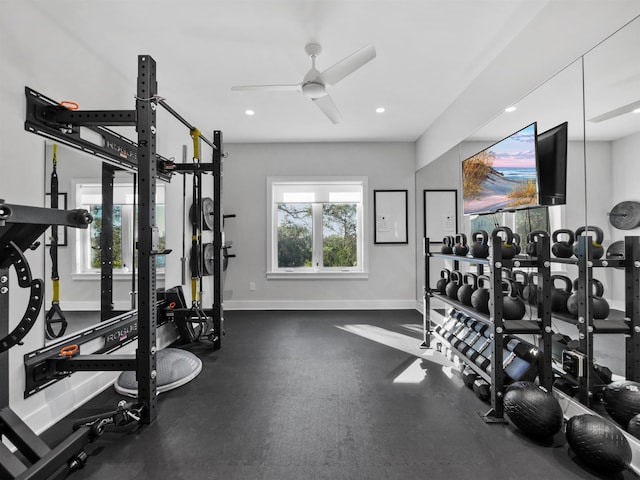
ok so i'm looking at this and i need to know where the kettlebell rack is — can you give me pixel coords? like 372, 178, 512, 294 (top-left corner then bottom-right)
549, 235, 640, 406
423, 234, 554, 422
423, 233, 640, 414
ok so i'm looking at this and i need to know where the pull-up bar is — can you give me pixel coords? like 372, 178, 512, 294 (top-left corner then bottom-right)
157, 99, 217, 150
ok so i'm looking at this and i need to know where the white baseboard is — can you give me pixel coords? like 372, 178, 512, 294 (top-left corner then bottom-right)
224, 299, 417, 310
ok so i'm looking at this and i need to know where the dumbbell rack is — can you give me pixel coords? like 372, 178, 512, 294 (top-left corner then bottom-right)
423, 235, 553, 422
550, 235, 640, 407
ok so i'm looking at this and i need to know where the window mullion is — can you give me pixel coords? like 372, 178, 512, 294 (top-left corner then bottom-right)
313, 204, 323, 269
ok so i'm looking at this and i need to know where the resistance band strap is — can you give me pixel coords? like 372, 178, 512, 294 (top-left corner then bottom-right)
50, 143, 59, 279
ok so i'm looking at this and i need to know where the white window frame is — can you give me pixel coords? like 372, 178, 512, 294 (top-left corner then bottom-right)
73, 178, 166, 278
267, 176, 369, 279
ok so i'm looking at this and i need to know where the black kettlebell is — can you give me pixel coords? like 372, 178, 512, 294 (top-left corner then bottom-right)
435, 268, 451, 295
512, 233, 522, 256
452, 233, 469, 257
471, 275, 491, 314
469, 230, 489, 258
511, 270, 528, 297
501, 279, 526, 320
551, 229, 575, 258
440, 236, 454, 254
490, 226, 517, 260
457, 272, 478, 307
550, 274, 572, 314
522, 272, 538, 305
573, 226, 605, 260
526, 229, 549, 257
567, 278, 610, 319
445, 270, 463, 300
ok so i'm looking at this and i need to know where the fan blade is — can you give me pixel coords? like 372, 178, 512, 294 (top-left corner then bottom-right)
319, 44, 376, 87
312, 95, 342, 124
231, 84, 300, 92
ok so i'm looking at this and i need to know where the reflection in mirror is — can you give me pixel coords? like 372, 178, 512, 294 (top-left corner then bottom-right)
43, 142, 165, 344
583, 16, 640, 373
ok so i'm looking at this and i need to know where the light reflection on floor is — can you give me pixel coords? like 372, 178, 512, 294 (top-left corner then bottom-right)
336, 323, 458, 384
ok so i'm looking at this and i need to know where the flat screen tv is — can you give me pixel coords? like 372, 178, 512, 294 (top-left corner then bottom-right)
462, 122, 539, 215
537, 121, 568, 206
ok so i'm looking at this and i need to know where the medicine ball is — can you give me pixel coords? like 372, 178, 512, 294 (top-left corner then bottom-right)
503, 381, 563, 440
603, 380, 640, 427
628, 413, 640, 439
566, 414, 631, 474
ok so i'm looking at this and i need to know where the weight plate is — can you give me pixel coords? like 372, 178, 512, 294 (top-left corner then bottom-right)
606, 240, 625, 270
202, 197, 214, 230
609, 201, 640, 230
188, 197, 215, 231
203, 243, 215, 276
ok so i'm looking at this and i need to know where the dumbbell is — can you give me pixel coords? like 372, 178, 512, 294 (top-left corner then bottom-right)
462, 365, 478, 388
459, 323, 489, 356
473, 379, 491, 401
452, 319, 480, 350
467, 329, 492, 362
474, 340, 493, 371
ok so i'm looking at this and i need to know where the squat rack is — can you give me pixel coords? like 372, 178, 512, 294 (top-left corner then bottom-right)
22, 54, 225, 424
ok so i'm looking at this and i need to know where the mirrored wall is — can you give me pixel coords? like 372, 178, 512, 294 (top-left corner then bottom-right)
43, 142, 166, 343
416, 15, 640, 376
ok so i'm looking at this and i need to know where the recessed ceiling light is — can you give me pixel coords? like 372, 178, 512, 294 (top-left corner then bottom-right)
245, 109, 255, 116
505, 106, 517, 113
376, 107, 385, 114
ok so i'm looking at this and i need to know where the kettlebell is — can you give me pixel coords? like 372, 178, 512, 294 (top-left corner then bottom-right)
435, 268, 451, 295
456, 272, 478, 307
452, 233, 469, 257
490, 226, 517, 260
521, 272, 538, 305
511, 270, 528, 297
440, 236, 454, 254
526, 230, 549, 257
471, 275, 491, 314
550, 274, 572, 314
512, 233, 522, 256
501, 279, 526, 320
469, 230, 489, 258
551, 229, 575, 258
567, 278, 610, 319
445, 270, 463, 300
573, 225, 605, 260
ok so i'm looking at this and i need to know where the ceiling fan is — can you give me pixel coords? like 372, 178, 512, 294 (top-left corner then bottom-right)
231, 43, 376, 124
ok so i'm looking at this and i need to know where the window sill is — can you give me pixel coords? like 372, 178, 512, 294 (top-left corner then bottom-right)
72, 271, 165, 281
267, 270, 368, 280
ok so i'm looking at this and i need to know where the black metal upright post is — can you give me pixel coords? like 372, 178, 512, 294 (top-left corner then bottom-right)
575, 235, 593, 406
212, 131, 223, 350
136, 55, 158, 424
100, 164, 115, 321
421, 237, 431, 349
0, 267, 9, 409
487, 236, 506, 421
536, 235, 553, 391
626, 236, 640, 382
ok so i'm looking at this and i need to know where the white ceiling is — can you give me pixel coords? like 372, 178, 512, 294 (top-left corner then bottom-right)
3, 0, 551, 144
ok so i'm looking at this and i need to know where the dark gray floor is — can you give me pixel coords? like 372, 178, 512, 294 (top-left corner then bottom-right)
44, 310, 638, 479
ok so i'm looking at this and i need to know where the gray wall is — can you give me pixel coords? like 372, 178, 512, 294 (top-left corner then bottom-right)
223, 142, 417, 310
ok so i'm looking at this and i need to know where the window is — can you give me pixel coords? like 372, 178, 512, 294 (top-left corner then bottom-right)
470, 206, 550, 243
268, 177, 367, 278
75, 181, 166, 274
